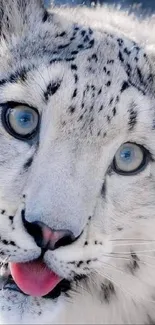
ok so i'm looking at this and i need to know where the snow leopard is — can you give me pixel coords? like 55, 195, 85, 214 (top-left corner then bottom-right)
0, 0, 155, 323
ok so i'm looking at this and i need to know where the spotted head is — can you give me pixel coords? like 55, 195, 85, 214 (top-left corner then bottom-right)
0, 1, 154, 324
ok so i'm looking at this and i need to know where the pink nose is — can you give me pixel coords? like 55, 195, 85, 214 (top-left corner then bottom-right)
22, 212, 75, 250
39, 222, 75, 250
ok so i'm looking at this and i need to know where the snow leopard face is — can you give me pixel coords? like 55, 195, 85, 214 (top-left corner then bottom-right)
0, 0, 155, 324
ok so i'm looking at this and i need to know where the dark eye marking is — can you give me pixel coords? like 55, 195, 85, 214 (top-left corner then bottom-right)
128, 106, 137, 131
101, 181, 106, 198
23, 156, 34, 170
0, 67, 31, 87
44, 80, 62, 102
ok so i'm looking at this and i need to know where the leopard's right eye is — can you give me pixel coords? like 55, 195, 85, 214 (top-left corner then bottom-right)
112, 142, 149, 175
1, 103, 39, 141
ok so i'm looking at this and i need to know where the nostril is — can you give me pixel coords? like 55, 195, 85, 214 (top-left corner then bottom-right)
54, 231, 75, 250
22, 210, 43, 247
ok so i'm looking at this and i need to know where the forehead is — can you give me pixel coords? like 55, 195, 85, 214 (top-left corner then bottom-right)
0, 21, 154, 146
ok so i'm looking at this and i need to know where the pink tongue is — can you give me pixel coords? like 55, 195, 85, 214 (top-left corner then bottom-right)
9, 260, 61, 297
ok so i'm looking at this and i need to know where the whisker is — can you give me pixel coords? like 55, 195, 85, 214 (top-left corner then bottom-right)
99, 261, 127, 275
102, 255, 155, 270
110, 239, 155, 242
112, 243, 155, 248
102, 253, 131, 261
110, 249, 155, 254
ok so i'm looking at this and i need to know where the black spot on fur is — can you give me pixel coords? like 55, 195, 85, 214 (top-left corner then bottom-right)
10, 241, 16, 247
124, 47, 131, 56
127, 252, 140, 274
83, 36, 89, 43
9, 216, 14, 224
42, 11, 51, 23
107, 60, 114, 64
107, 115, 111, 123
92, 54, 98, 62
117, 38, 124, 47
116, 95, 120, 103
112, 107, 116, 116
58, 43, 70, 50
128, 106, 137, 131
109, 97, 114, 105
91, 85, 95, 91
118, 51, 124, 62
106, 81, 111, 87
74, 74, 78, 83
65, 57, 75, 62
71, 64, 77, 71
88, 39, 94, 47
81, 30, 86, 36
101, 282, 115, 303
49, 58, 63, 64
117, 227, 123, 231
126, 63, 132, 77
71, 51, 79, 55
84, 241, 88, 246
72, 88, 77, 98
44, 81, 61, 102
137, 67, 143, 84
88, 28, 93, 35
69, 106, 76, 114
55, 31, 66, 38
2, 240, 8, 245
1, 210, 5, 215
120, 81, 129, 93
86, 260, 91, 264
78, 115, 83, 121
77, 261, 83, 267
78, 44, 84, 49
99, 105, 103, 112
98, 88, 102, 95
24, 157, 33, 170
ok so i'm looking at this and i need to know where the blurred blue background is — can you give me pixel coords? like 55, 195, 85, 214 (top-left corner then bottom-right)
44, 0, 155, 15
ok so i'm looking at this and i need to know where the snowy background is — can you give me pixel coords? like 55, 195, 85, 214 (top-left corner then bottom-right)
44, 0, 155, 15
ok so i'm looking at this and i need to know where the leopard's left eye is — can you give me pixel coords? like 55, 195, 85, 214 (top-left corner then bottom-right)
1, 103, 39, 141
113, 142, 149, 175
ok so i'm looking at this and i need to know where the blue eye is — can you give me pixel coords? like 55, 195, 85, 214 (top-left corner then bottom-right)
2, 103, 39, 140
113, 143, 149, 175
15, 111, 35, 128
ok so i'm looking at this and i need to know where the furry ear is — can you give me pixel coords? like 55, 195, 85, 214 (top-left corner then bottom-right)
0, 0, 45, 39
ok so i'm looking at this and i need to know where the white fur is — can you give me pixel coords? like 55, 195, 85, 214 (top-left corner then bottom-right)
0, 2, 154, 324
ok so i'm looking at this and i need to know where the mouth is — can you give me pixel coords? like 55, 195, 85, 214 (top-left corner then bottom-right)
2, 259, 71, 300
